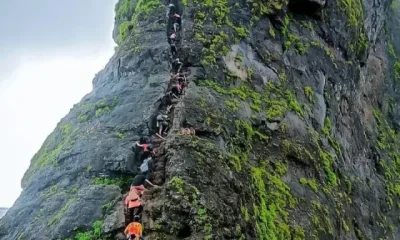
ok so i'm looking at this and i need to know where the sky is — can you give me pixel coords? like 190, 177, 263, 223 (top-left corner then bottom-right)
0, 0, 118, 207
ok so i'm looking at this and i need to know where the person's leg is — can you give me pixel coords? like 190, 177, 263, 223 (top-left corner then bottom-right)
158, 123, 163, 135
129, 208, 134, 223
162, 122, 169, 134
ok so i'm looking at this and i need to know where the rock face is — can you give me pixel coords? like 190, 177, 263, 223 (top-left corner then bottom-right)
2, 0, 400, 239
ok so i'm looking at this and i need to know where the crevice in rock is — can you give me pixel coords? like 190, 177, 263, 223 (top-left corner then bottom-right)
287, 0, 325, 19
177, 224, 192, 238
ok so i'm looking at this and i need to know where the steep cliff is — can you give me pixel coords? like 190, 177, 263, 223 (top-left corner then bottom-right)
1, 0, 400, 239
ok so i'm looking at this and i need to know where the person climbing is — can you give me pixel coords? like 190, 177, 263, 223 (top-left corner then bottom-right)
170, 42, 177, 56
133, 139, 154, 161
135, 142, 153, 153
124, 186, 143, 224
139, 157, 153, 180
168, 33, 177, 44
171, 72, 187, 86
167, 3, 176, 17
156, 113, 169, 137
172, 58, 183, 73
124, 215, 143, 240
170, 83, 183, 98
132, 174, 157, 189
172, 13, 182, 25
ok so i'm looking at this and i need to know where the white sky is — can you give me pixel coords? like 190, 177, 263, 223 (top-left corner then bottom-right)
0, 1, 117, 207
0, 49, 115, 208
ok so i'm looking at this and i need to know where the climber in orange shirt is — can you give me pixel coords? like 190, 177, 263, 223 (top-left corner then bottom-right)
125, 215, 143, 240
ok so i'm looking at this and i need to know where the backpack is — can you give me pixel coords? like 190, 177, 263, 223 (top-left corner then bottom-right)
128, 189, 139, 201
140, 158, 151, 173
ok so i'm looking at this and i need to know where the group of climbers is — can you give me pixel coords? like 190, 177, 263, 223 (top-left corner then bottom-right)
122, 2, 188, 240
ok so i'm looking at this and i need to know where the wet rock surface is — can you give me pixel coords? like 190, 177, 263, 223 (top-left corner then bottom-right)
2, 0, 400, 239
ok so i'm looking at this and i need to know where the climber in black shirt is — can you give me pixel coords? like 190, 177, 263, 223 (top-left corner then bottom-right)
167, 3, 176, 17
170, 42, 177, 56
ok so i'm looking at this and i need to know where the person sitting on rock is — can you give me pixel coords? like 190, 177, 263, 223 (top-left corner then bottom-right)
172, 13, 181, 25
124, 187, 143, 224
156, 113, 169, 136
125, 215, 143, 240
139, 157, 153, 180
172, 58, 183, 73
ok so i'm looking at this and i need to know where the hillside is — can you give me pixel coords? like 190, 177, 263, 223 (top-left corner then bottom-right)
1, 0, 400, 239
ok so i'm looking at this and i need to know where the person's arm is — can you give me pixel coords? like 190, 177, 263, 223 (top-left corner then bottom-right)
145, 179, 157, 187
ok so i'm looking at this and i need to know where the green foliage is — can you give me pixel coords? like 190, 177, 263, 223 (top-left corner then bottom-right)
373, 109, 400, 206
17, 232, 25, 240
22, 122, 76, 187
226, 119, 269, 172
225, 99, 240, 111
95, 96, 119, 118
304, 86, 314, 103
92, 176, 130, 188
116, 0, 163, 44
182, 0, 188, 6
301, 21, 313, 31
299, 178, 318, 192
118, 21, 132, 43
355, 226, 365, 240
200, 79, 304, 121
192, 0, 250, 67
71, 220, 103, 240
308, 128, 338, 186
48, 199, 73, 226
394, 61, 400, 81
170, 177, 185, 194
269, 27, 276, 38
310, 201, 333, 235
293, 227, 305, 240
248, 0, 288, 22
241, 206, 250, 222
102, 201, 114, 213
41, 184, 58, 198
235, 53, 243, 63
388, 42, 396, 58
338, 0, 369, 55
251, 161, 297, 240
